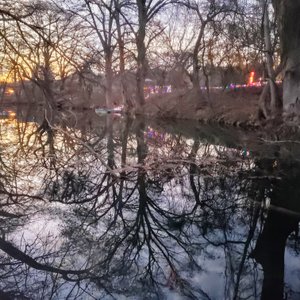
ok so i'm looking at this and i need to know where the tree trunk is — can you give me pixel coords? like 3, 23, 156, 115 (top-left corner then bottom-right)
192, 24, 206, 91
136, 0, 147, 109
42, 43, 56, 110
258, 82, 270, 119
250, 209, 298, 300
273, 0, 300, 113
106, 115, 114, 169
105, 52, 113, 108
115, 2, 134, 111
261, 0, 281, 117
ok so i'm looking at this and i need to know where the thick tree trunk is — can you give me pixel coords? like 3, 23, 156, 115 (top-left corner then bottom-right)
273, 0, 300, 113
258, 62, 285, 119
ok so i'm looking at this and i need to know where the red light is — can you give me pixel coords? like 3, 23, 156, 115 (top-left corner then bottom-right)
248, 71, 255, 85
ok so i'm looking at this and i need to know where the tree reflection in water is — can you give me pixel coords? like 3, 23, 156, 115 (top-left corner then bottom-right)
0, 110, 299, 299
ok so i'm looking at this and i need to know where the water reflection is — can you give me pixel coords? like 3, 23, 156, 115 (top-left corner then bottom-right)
0, 107, 299, 299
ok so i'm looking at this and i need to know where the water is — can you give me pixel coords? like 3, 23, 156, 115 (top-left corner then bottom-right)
0, 106, 299, 300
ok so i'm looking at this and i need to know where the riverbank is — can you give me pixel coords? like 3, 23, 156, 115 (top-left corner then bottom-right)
143, 87, 300, 142
143, 87, 262, 128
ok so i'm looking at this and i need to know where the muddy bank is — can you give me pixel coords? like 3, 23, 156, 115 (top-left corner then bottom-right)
143, 87, 262, 128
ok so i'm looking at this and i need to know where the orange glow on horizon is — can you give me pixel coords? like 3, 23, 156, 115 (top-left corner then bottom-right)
0, 74, 13, 83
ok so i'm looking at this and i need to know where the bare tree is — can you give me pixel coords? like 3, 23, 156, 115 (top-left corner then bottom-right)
118, 0, 173, 109
175, 0, 236, 92
68, 0, 117, 108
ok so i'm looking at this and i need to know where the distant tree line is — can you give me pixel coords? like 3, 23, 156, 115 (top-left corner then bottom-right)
0, 0, 299, 119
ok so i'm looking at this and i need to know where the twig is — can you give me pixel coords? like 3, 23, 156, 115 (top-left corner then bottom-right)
260, 138, 300, 144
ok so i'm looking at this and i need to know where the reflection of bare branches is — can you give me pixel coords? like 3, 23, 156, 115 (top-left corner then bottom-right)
0, 113, 299, 299
0, 237, 90, 281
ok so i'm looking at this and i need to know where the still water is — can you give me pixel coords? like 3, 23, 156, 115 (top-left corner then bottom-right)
0, 107, 299, 300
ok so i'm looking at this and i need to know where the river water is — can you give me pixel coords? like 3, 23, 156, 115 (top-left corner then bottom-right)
0, 107, 299, 300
